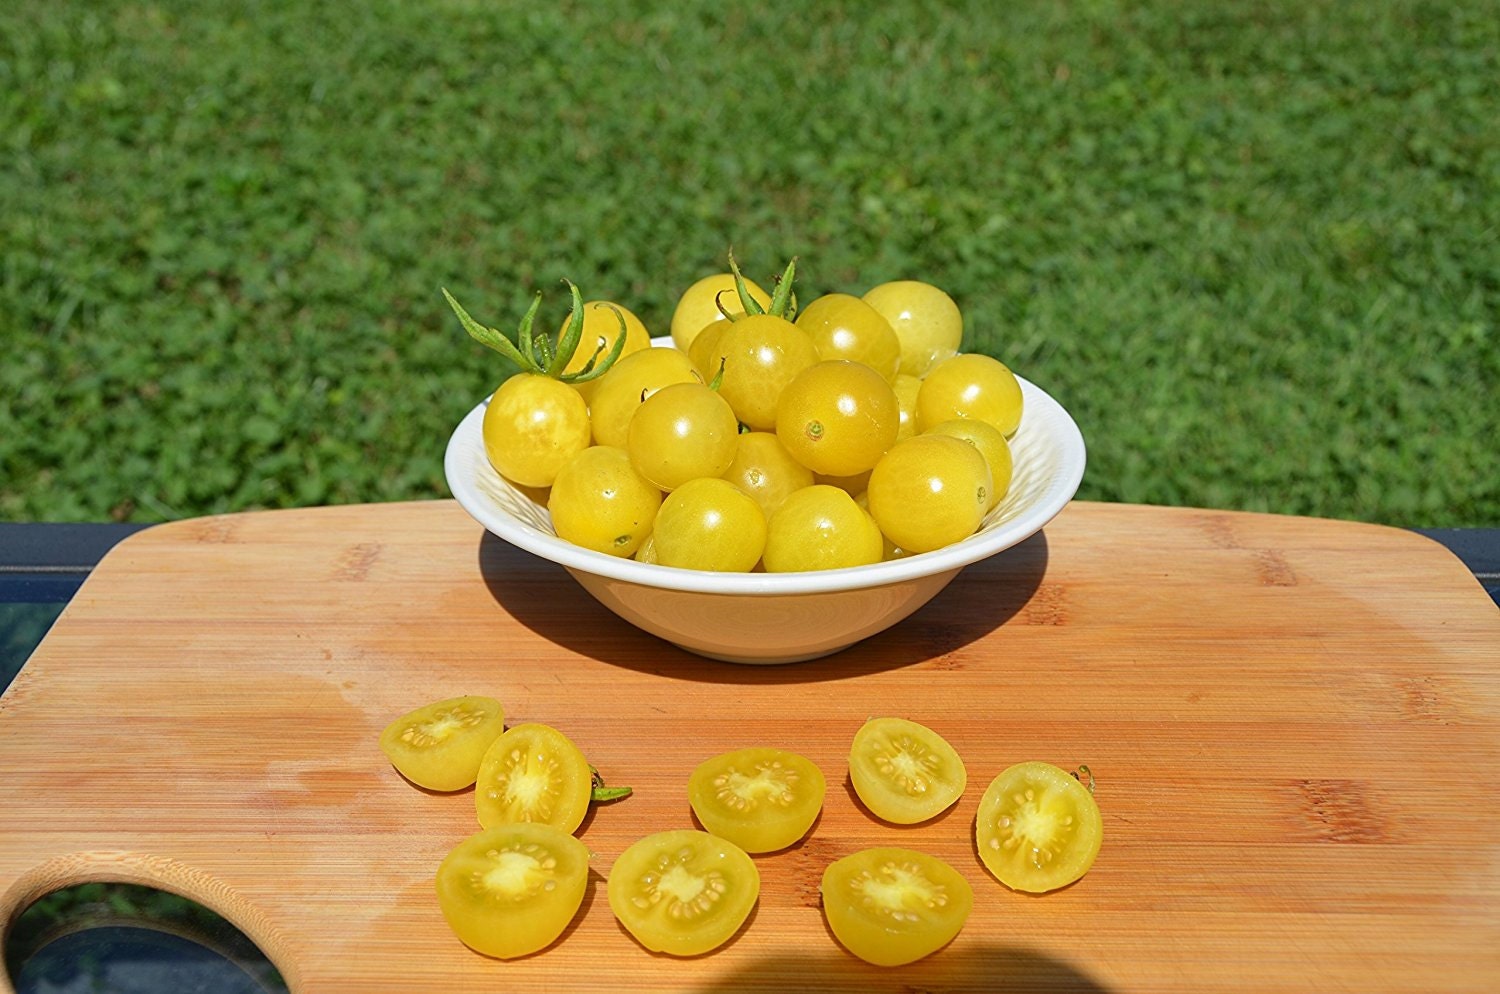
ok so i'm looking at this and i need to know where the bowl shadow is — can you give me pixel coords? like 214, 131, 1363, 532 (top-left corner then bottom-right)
476, 530, 1050, 686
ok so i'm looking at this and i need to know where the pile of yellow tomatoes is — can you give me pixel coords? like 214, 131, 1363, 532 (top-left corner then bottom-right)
447, 255, 1025, 571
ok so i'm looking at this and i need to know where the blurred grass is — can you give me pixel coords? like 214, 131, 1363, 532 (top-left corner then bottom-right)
1, 0, 1495, 526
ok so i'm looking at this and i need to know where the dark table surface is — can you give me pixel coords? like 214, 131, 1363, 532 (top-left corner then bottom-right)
0, 516, 1495, 993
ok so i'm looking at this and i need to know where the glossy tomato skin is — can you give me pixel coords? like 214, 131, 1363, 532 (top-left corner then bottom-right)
795, 292, 901, 383
866, 434, 991, 554
775, 360, 899, 478
548, 446, 662, 557
763, 485, 883, 573
651, 478, 767, 572
709, 314, 820, 431
436, 823, 590, 959
626, 382, 739, 491
557, 300, 652, 400
821, 847, 974, 966
862, 280, 964, 378
916, 353, 1024, 437
671, 272, 772, 352
482, 373, 592, 488
688, 747, 826, 852
975, 761, 1103, 893
721, 431, 816, 520
892, 373, 922, 443
588, 346, 702, 448
849, 717, 967, 824
608, 829, 760, 956
379, 696, 507, 792
474, 722, 593, 834
922, 418, 1013, 513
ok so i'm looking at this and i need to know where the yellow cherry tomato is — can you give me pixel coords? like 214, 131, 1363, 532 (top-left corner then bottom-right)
651, 477, 766, 572
862, 280, 964, 377
435, 823, 590, 959
923, 418, 1013, 512
688, 746, 827, 852
670, 272, 773, 352
916, 353, 1024, 437
866, 434, 991, 554
775, 360, 899, 478
706, 313, 820, 431
588, 346, 702, 448
474, 722, 593, 834
379, 696, 507, 792
548, 446, 662, 557
976, 761, 1103, 893
892, 373, 922, 442
763, 485, 883, 572
627, 381, 740, 491
608, 830, 760, 956
722, 431, 816, 519
795, 292, 901, 383
557, 300, 651, 401
481, 373, 591, 488
849, 717, 966, 824
821, 847, 973, 967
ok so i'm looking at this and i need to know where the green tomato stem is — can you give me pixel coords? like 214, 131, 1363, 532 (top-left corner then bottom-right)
547, 280, 586, 378
442, 287, 529, 368
444, 282, 627, 383
726, 248, 766, 317
561, 301, 630, 384
767, 257, 798, 318
590, 765, 633, 803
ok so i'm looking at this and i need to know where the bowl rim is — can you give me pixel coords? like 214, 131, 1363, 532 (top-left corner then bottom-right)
445, 363, 1085, 596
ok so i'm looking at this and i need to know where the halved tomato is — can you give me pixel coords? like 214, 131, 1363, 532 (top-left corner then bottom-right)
608, 829, 759, 956
849, 716, 966, 824
435, 822, 589, 959
688, 747, 826, 853
975, 761, 1102, 893
821, 847, 973, 966
474, 723, 593, 833
378, 695, 506, 792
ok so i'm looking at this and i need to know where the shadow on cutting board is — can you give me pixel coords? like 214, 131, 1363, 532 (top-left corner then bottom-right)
693, 942, 1112, 993
476, 530, 1050, 685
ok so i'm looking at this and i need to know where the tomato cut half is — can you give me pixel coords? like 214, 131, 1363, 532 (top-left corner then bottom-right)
475, 723, 593, 834
975, 761, 1103, 893
435, 823, 590, 959
821, 847, 974, 966
688, 747, 826, 853
849, 717, 967, 824
608, 829, 759, 956
378, 695, 506, 792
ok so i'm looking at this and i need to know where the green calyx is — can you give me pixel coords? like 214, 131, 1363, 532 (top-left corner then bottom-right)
723, 249, 798, 322
443, 280, 627, 383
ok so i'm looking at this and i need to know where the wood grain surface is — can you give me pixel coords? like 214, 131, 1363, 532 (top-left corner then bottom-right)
2, 499, 1497, 993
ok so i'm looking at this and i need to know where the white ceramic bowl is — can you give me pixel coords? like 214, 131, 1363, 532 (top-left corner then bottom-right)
445, 356, 1085, 664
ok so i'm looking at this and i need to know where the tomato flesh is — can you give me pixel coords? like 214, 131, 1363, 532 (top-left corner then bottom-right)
849, 717, 966, 824
435, 823, 590, 959
475, 723, 593, 834
688, 747, 826, 853
608, 829, 759, 956
379, 696, 506, 792
975, 761, 1103, 893
821, 847, 973, 966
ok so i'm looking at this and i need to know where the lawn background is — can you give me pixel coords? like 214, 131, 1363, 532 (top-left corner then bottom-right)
3, 0, 1496, 527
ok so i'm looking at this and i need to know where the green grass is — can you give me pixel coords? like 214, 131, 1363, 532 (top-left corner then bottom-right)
2, 0, 1496, 527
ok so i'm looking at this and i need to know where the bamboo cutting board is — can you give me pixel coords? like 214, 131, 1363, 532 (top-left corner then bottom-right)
2, 500, 1497, 993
